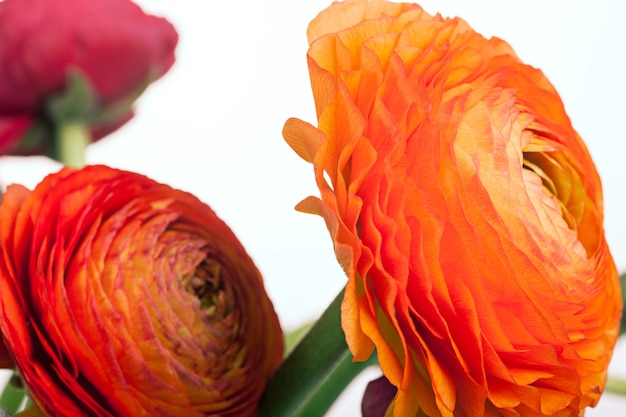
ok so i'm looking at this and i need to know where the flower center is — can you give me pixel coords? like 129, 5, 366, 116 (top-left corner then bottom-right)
522, 148, 597, 254
522, 151, 576, 229
184, 257, 229, 314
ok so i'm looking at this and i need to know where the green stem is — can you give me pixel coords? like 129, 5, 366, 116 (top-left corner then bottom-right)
605, 375, 626, 396
55, 122, 90, 167
259, 287, 378, 417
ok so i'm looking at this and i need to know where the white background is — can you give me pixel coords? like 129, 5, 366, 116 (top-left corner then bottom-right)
1, 0, 625, 415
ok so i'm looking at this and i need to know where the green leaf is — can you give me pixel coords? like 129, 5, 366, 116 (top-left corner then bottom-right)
283, 322, 313, 356
0, 372, 26, 415
259, 288, 378, 417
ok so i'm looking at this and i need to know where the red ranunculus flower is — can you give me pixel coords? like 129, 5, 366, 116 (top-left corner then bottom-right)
0, 165, 284, 416
0, 0, 178, 155
284, 1, 622, 416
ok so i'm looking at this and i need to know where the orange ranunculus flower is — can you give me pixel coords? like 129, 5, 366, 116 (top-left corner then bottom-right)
284, 1, 622, 416
0, 165, 284, 417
